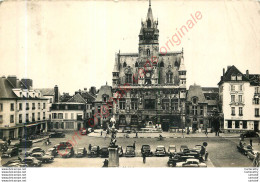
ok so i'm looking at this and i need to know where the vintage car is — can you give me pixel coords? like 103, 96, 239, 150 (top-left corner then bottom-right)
61, 147, 74, 158
100, 146, 109, 158
118, 146, 123, 157
90, 146, 100, 157
241, 131, 259, 138
45, 148, 58, 157
125, 146, 135, 157
25, 147, 45, 156
154, 145, 167, 156
31, 152, 54, 163
141, 145, 153, 156
22, 157, 42, 167
49, 132, 65, 138
247, 150, 260, 160
57, 142, 73, 150
14, 139, 33, 148
1, 147, 20, 158
180, 145, 189, 152
237, 143, 253, 155
178, 149, 201, 159
2, 159, 23, 167
168, 145, 177, 155
176, 158, 207, 167
193, 145, 202, 153
75, 147, 87, 158
6, 162, 28, 167
167, 154, 195, 167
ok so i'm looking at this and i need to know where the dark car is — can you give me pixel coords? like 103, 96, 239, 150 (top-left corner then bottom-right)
31, 152, 54, 163
75, 147, 87, 158
2, 159, 23, 167
15, 140, 33, 148
1, 147, 20, 158
125, 146, 135, 157
237, 143, 253, 155
49, 132, 65, 138
241, 131, 259, 138
141, 145, 153, 156
180, 145, 189, 152
118, 146, 123, 157
168, 145, 177, 155
90, 146, 100, 157
25, 147, 45, 156
57, 142, 73, 150
61, 147, 74, 158
154, 145, 166, 157
22, 157, 42, 167
100, 146, 109, 158
167, 154, 192, 167
45, 148, 58, 157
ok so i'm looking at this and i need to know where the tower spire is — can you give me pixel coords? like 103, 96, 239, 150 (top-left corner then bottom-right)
149, 0, 151, 7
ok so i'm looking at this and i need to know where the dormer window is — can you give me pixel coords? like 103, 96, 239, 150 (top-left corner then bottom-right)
237, 74, 242, 80
231, 74, 236, 80
192, 97, 198, 105
160, 61, 164, 67
20, 92, 22, 97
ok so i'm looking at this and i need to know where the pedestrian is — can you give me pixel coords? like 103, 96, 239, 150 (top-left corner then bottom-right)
205, 128, 208, 137
89, 144, 92, 152
250, 138, 253, 147
136, 132, 138, 138
205, 151, 209, 161
133, 141, 136, 150
187, 128, 190, 135
7, 138, 11, 146
142, 153, 146, 164
101, 131, 102, 136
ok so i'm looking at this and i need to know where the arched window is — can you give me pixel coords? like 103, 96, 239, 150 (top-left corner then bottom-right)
162, 98, 170, 110
166, 72, 173, 83
123, 62, 127, 67
160, 61, 164, 67
135, 62, 139, 67
147, 19, 151, 28
174, 61, 179, 67
237, 74, 242, 80
147, 49, 150, 56
125, 74, 132, 84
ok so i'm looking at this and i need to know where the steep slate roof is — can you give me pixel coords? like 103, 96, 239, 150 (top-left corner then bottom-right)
0, 77, 17, 99
81, 92, 96, 102
68, 93, 87, 103
96, 85, 112, 102
36, 88, 55, 96
186, 84, 206, 103
247, 74, 260, 86
218, 65, 249, 85
202, 87, 219, 93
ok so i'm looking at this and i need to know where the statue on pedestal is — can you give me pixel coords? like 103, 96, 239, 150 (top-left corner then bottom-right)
109, 116, 118, 148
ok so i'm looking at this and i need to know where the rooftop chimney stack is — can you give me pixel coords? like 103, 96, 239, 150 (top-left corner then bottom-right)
54, 85, 59, 103
246, 70, 249, 78
223, 68, 225, 76
21, 78, 33, 89
7, 76, 17, 88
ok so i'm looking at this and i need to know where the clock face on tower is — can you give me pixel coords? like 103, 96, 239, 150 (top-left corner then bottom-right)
146, 72, 151, 77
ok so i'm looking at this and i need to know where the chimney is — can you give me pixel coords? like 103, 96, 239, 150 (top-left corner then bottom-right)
223, 68, 225, 76
246, 70, 249, 78
89, 87, 97, 95
21, 78, 33, 89
7, 75, 17, 88
227, 65, 231, 70
54, 85, 59, 103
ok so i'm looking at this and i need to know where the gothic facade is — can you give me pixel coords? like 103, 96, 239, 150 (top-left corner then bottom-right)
112, 2, 186, 131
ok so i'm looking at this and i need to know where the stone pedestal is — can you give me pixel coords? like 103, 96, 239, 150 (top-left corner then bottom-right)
108, 147, 119, 167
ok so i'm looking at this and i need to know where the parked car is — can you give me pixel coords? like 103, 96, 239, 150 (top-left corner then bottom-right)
125, 146, 135, 157
2, 159, 23, 167
193, 145, 202, 153
176, 158, 207, 167
49, 132, 65, 138
241, 131, 259, 138
247, 150, 260, 160
141, 145, 153, 156
45, 148, 58, 157
154, 145, 166, 156
118, 146, 123, 157
58, 142, 72, 150
31, 152, 54, 163
178, 149, 201, 159
0, 140, 8, 152
168, 145, 177, 155
6, 162, 28, 167
61, 147, 74, 158
15, 139, 33, 148
1, 147, 20, 158
100, 146, 109, 158
168, 154, 195, 167
75, 147, 87, 158
90, 146, 100, 157
25, 147, 45, 156
23, 157, 42, 167
180, 145, 189, 152
237, 143, 253, 155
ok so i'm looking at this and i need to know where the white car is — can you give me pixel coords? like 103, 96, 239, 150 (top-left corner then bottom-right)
176, 159, 207, 167
247, 150, 260, 160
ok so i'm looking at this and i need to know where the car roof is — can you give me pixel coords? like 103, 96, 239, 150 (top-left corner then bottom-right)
157, 145, 165, 148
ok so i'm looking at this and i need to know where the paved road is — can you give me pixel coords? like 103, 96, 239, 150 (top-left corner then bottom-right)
2, 131, 258, 167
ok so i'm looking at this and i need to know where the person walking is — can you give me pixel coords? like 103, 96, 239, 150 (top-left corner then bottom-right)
133, 141, 136, 150
7, 138, 11, 146
136, 132, 138, 138
142, 153, 146, 164
205, 128, 208, 137
101, 131, 102, 136
88, 144, 92, 152
250, 138, 253, 147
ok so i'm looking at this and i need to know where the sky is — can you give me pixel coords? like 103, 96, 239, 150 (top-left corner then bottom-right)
0, 0, 260, 94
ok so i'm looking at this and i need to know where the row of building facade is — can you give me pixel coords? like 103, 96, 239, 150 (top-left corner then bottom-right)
0, 1, 259, 139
